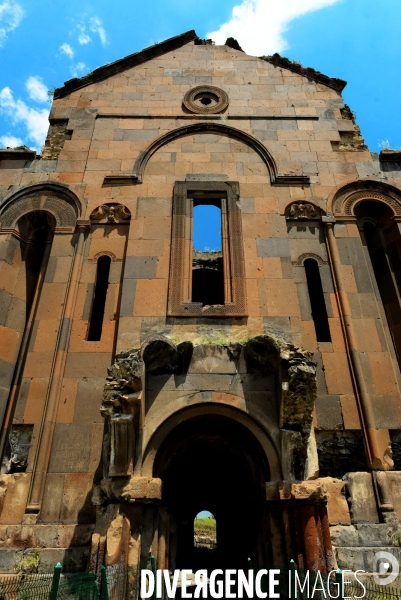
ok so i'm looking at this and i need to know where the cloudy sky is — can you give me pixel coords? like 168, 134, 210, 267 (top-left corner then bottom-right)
0, 0, 400, 153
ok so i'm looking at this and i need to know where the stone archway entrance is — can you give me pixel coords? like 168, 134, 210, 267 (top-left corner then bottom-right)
153, 414, 270, 571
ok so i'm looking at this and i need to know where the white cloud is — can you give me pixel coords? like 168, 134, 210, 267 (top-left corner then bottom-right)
60, 42, 74, 58
26, 76, 48, 103
0, 134, 22, 147
78, 32, 91, 44
0, 0, 24, 47
77, 23, 91, 44
89, 16, 107, 46
0, 87, 49, 149
70, 61, 87, 78
206, 0, 342, 56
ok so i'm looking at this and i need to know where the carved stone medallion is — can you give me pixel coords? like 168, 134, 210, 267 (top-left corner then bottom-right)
183, 86, 229, 114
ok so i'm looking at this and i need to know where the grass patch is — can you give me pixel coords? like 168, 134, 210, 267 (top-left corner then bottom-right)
194, 517, 216, 534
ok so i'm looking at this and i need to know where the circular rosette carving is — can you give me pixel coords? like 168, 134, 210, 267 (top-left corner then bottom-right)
183, 85, 229, 114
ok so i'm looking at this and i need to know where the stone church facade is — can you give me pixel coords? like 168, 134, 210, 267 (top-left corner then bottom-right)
1, 30, 401, 574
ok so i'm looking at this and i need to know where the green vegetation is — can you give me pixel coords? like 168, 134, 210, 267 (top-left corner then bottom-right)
194, 516, 216, 535
14, 551, 41, 574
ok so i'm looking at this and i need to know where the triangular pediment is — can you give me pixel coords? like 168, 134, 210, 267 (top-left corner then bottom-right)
54, 29, 346, 99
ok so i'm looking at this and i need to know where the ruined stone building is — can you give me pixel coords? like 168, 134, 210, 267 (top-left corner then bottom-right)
1, 29, 401, 575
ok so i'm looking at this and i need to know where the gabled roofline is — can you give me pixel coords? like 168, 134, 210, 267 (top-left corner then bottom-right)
53, 30, 347, 100
53, 30, 199, 99
260, 53, 347, 93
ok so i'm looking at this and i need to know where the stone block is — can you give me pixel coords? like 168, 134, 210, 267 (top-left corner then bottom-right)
336, 545, 401, 572
119, 279, 136, 318
256, 238, 290, 258
260, 279, 300, 317
188, 345, 237, 374
330, 524, 358, 547
297, 282, 313, 321
64, 353, 112, 378
263, 316, 293, 342
0, 548, 16, 573
347, 472, 378, 523
60, 473, 95, 524
0, 289, 12, 326
315, 396, 343, 430
368, 352, 399, 395
386, 471, 401, 520
74, 378, 104, 424
37, 547, 90, 573
5, 297, 26, 334
340, 395, 361, 429
0, 473, 31, 524
320, 478, 351, 525
321, 352, 354, 395
48, 424, 93, 473
133, 279, 167, 317
371, 394, 399, 429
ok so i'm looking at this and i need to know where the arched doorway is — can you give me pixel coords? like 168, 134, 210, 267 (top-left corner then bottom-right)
153, 413, 270, 571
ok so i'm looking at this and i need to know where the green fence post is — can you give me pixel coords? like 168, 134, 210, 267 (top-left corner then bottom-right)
100, 566, 109, 600
151, 555, 157, 600
335, 568, 343, 600
289, 559, 296, 598
49, 562, 62, 600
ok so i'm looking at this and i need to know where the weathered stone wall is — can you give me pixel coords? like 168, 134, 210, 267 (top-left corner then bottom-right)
0, 35, 401, 569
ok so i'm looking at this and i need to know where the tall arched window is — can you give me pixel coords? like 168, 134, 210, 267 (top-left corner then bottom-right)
87, 255, 111, 341
355, 200, 401, 365
304, 258, 331, 343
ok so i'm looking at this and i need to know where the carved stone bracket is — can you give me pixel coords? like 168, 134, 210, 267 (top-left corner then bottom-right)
90, 203, 131, 223
285, 201, 323, 221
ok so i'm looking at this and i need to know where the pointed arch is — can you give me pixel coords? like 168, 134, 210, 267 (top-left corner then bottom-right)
132, 122, 309, 185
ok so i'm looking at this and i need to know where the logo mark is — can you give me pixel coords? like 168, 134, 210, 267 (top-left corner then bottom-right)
373, 551, 399, 585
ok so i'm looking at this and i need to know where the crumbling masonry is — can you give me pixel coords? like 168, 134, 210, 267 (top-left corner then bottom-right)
1, 30, 401, 578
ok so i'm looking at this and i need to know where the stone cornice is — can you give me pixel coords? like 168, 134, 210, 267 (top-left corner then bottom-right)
260, 53, 347, 93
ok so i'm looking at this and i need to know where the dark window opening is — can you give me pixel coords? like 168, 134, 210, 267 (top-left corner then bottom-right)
192, 203, 224, 306
17, 211, 56, 319
87, 255, 111, 341
356, 200, 401, 367
304, 258, 331, 342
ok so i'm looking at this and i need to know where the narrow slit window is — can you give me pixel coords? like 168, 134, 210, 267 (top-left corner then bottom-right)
192, 203, 224, 306
304, 258, 331, 342
87, 255, 111, 341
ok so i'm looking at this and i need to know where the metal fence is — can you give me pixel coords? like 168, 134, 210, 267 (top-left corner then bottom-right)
0, 567, 99, 600
1, 560, 401, 600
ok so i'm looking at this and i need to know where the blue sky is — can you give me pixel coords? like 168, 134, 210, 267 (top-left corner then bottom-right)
0, 0, 400, 153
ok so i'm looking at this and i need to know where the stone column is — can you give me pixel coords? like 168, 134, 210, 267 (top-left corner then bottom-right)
26, 220, 90, 514
301, 505, 322, 571
320, 506, 335, 571
324, 220, 384, 469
